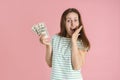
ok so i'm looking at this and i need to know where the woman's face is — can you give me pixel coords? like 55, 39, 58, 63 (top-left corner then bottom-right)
65, 12, 79, 37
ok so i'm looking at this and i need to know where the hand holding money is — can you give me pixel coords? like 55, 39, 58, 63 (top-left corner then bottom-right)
32, 22, 49, 38
32, 22, 50, 46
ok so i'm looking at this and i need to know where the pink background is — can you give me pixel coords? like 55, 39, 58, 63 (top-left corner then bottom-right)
0, 0, 120, 80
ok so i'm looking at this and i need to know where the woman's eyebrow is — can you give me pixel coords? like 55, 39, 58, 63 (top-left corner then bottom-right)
66, 17, 78, 19
74, 17, 78, 19
66, 17, 71, 19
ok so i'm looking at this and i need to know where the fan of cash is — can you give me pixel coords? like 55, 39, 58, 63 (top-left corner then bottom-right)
32, 22, 49, 38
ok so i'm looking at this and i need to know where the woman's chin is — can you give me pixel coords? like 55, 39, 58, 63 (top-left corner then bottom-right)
66, 34, 71, 38
66, 32, 74, 38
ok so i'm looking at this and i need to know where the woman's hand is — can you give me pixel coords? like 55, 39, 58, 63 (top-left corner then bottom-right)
39, 34, 50, 46
71, 26, 83, 43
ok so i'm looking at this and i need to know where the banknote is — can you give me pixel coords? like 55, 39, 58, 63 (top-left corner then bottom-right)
32, 22, 49, 38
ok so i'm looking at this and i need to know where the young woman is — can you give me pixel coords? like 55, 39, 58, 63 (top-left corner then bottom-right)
39, 8, 90, 80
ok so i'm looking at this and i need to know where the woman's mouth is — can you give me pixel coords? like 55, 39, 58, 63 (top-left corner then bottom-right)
70, 28, 77, 33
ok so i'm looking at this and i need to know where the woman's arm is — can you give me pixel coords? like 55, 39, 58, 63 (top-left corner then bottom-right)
46, 44, 52, 67
71, 26, 87, 70
39, 35, 53, 68
71, 42, 87, 70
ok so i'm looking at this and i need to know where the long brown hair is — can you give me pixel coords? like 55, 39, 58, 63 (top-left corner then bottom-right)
58, 8, 90, 51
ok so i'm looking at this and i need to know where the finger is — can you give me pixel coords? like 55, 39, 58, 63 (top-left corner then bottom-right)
79, 25, 83, 30
39, 35, 46, 43
72, 33, 80, 39
42, 39, 46, 44
43, 39, 50, 45
78, 26, 83, 32
75, 26, 83, 34
39, 37, 44, 43
40, 34, 46, 38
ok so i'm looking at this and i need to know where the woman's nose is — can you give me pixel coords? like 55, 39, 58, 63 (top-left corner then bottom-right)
71, 21, 75, 27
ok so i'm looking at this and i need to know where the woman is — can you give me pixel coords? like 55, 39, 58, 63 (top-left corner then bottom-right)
39, 8, 90, 80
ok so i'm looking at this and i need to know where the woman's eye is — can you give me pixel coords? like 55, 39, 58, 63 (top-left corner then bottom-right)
67, 20, 71, 22
74, 19, 78, 22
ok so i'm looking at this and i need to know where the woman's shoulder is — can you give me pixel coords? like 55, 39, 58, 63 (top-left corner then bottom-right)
77, 39, 89, 51
51, 34, 60, 38
77, 40, 84, 48
51, 34, 61, 41
50, 34, 61, 45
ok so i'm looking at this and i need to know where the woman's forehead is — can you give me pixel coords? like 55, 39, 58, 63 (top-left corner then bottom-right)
66, 12, 78, 19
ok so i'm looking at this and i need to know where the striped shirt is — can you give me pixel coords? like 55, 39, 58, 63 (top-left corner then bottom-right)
50, 34, 87, 80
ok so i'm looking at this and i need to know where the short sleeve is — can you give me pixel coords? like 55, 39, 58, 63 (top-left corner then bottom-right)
50, 34, 57, 47
84, 47, 89, 52
50, 35, 54, 47
77, 40, 89, 52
